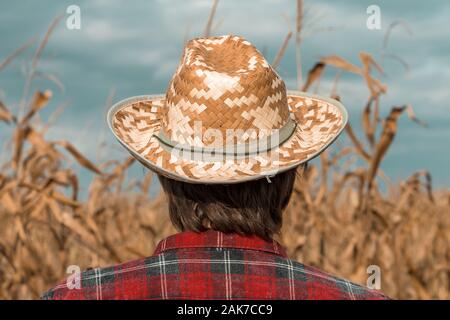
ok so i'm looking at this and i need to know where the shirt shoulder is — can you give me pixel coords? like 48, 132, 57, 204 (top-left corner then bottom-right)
287, 259, 390, 300
42, 255, 163, 300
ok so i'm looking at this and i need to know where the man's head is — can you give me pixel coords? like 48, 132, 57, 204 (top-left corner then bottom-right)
158, 166, 303, 240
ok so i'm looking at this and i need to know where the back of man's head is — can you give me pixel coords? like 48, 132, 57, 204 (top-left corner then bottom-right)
158, 166, 302, 240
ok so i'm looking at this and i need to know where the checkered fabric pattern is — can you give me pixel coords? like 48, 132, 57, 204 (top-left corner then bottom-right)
42, 231, 388, 300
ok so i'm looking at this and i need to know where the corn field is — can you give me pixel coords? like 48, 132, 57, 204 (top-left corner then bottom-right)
0, 4, 449, 299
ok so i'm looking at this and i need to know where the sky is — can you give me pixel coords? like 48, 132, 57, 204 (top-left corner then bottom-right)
0, 0, 449, 195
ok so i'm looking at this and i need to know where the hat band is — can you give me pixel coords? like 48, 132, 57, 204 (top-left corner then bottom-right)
153, 117, 297, 156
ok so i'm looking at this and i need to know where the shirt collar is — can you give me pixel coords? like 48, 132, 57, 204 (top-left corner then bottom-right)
154, 230, 287, 258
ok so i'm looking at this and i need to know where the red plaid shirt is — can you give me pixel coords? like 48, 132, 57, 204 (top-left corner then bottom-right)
43, 231, 388, 300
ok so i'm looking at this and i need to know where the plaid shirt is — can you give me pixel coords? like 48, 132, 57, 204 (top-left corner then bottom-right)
42, 231, 388, 300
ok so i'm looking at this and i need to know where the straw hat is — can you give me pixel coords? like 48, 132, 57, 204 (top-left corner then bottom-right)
108, 35, 347, 184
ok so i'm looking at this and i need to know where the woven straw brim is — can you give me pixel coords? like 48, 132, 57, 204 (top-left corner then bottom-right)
107, 91, 347, 184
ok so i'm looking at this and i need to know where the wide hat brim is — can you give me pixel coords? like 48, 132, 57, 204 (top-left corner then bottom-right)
107, 91, 348, 184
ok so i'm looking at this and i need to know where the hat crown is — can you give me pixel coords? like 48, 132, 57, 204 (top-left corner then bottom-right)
163, 35, 290, 148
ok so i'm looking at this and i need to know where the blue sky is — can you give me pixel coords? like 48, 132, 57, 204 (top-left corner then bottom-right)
0, 0, 449, 193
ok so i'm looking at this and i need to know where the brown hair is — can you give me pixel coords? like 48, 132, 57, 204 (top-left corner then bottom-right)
158, 166, 301, 240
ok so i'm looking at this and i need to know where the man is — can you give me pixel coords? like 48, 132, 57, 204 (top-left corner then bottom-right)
43, 35, 387, 300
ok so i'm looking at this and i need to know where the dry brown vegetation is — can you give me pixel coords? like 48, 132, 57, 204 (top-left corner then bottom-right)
1, 3, 449, 299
